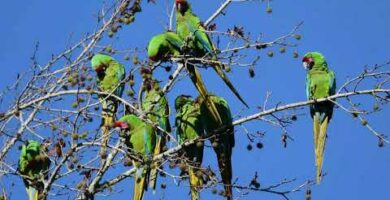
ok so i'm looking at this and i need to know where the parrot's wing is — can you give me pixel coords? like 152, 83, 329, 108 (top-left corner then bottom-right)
306, 73, 311, 99
115, 63, 126, 97
175, 114, 184, 143
166, 35, 184, 51
185, 20, 213, 53
144, 127, 155, 156
159, 97, 172, 133
328, 70, 336, 96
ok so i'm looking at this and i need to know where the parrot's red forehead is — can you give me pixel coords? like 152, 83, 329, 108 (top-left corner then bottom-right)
176, 0, 186, 4
302, 57, 313, 63
114, 121, 129, 129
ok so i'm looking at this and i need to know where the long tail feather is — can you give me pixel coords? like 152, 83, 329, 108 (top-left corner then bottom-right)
186, 64, 223, 125
316, 116, 329, 184
149, 137, 162, 192
100, 98, 118, 160
101, 114, 114, 158
216, 152, 233, 200
134, 168, 148, 200
189, 167, 202, 200
212, 62, 249, 108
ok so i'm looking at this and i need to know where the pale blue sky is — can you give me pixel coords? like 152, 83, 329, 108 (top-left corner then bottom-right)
0, 0, 389, 199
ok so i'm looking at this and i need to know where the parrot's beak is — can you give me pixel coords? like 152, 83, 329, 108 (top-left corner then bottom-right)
303, 62, 309, 70
94, 65, 105, 74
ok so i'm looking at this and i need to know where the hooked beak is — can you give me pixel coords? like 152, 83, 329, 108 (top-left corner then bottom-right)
302, 62, 309, 70
94, 65, 105, 74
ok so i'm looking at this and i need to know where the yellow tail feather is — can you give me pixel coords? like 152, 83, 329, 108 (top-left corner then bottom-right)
134, 173, 147, 200
186, 64, 223, 125
100, 96, 118, 160
189, 168, 202, 200
149, 137, 162, 191
211, 63, 249, 108
101, 114, 114, 158
313, 115, 329, 184
26, 187, 38, 200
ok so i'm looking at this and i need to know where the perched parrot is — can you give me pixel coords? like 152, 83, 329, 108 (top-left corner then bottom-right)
114, 115, 156, 200
18, 140, 51, 200
303, 52, 336, 184
141, 77, 172, 192
175, 95, 205, 200
198, 95, 234, 200
91, 54, 126, 159
147, 31, 223, 137
175, 0, 249, 109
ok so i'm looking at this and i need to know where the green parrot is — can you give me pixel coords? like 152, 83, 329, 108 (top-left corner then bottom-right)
175, 95, 205, 200
91, 54, 126, 158
302, 52, 336, 184
175, 0, 249, 108
18, 140, 51, 200
147, 31, 224, 137
114, 115, 156, 200
141, 77, 172, 192
198, 95, 234, 200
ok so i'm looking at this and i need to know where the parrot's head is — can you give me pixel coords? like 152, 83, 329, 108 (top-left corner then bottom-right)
176, 0, 190, 15
175, 95, 193, 110
91, 54, 113, 76
302, 52, 328, 71
22, 140, 41, 161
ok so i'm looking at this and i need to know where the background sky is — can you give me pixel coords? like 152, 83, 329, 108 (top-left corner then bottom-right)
0, 0, 389, 199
